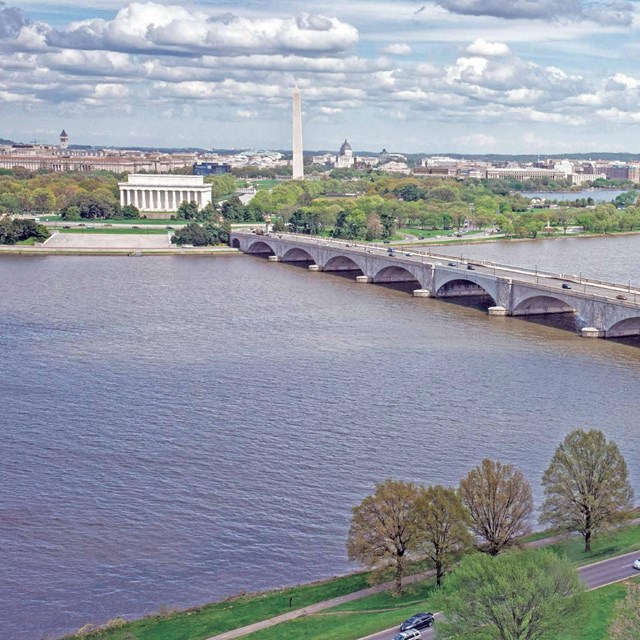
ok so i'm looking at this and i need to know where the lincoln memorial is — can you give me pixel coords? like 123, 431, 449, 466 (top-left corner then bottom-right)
118, 174, 213, 213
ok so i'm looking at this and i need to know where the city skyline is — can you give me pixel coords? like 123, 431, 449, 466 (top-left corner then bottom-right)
3, 1, 640, 153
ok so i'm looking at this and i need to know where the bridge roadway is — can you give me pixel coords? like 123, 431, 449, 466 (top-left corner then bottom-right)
230, 231, 640, 339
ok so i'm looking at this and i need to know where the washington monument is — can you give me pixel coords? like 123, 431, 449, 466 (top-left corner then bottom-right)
292, 86, 303, 179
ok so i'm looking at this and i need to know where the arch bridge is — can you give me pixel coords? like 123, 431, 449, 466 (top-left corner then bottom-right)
230, 232, 640, 340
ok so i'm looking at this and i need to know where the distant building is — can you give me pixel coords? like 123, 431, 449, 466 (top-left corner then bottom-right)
59, 129, 68, 150
335, 139, 354, 169
485, 167, 567, 181
193, 162, 231, 176
118, 174, 212, 213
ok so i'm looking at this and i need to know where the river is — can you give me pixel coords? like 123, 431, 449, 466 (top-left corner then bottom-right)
1, 238, 639, 639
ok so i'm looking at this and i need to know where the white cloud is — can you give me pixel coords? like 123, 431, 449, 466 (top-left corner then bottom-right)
380, 43, 412, 55
453, 132, 497, 147
465, 39, 510, 57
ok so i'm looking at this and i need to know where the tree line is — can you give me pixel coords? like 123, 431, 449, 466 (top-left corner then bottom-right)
347, 429, 633, 593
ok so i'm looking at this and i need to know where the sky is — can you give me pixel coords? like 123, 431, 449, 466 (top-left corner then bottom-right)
2, 0, 640, 153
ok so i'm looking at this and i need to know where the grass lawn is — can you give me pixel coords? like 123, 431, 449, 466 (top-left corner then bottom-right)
61, 572, 371, 640
15, 237, 37, 245
58, 228, 169, 235
243, 581, 437, 640
398, 227, 451, 238
252, 179, 280, 190
547, 522, 640, 566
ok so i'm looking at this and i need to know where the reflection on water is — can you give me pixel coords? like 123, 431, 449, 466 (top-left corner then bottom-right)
1, 251, 640, 639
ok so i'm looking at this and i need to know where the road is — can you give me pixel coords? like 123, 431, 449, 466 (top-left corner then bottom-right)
361, 551, 640, 640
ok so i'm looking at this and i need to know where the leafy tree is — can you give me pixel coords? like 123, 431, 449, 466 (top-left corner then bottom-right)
436, 549, 585, 640
221, 196, 246, 222
120, 204, 140, 219
347, 479, 420, 594
171, 221, 229, 246
176, 200, 200, 220
411, 485, 472, 586
608, 583, 640, 640
459, 459, 533, 555
540, 429, 634, 552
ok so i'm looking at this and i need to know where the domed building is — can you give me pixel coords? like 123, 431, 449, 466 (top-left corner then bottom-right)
335, 139, 354, 169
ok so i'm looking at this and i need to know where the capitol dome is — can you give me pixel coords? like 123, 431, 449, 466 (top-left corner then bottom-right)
339, 139, 352, 156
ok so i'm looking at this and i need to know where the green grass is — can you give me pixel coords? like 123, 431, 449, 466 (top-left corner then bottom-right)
58, 227, 169, 235
15, 237, 37, 245
547, 522, 640, 566
77, 218, 179, 225
251, 179, 280, 190
398, 227, 452, 238
61, 572, 371, 640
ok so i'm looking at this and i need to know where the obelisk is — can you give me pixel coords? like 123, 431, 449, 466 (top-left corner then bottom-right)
292, 86, 304, 179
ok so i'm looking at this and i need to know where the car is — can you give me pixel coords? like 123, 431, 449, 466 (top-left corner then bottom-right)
78, 223, 86, 227
447, 261, 457, 267
165, 225, 174, 229
418, 235, 425, 240
405, 252, 412, 256
62, 225, 71, 229
392, 630, 421, 640
383, 239, 391, 244
400, 612, 435, 632
467, 264, 476, 270
562, 283, 572, 289
616, 294, 628, 300
132, 225, 140, 229
633, 558, 640, 570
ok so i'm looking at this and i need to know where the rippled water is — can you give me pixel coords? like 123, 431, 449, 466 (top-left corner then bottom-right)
1, 243, 640, 639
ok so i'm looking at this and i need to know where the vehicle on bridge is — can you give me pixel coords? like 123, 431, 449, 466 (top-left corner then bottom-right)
392, 630, 421, 640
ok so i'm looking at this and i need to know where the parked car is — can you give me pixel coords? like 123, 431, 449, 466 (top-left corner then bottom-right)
562, 283, 572, 289
383, 239, 391, 244
467, 264, 476, 270
616, 294, 628, 300
400, 612, 435, 631
633, 558, 640, 570
447, 262, 457, 267
392, 630, 421, 640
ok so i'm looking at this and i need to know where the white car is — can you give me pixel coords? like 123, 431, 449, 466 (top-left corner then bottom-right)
392, 631, 421, 640
633, 558, 640, 570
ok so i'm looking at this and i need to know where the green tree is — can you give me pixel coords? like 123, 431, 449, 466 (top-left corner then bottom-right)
459, 459, 533, 555
347, 479, 420, 594
411, 485, 472, 586
540, 429, 634, 552
608, 583, 640, 640
436, 549, 585, 640
176, 200, 200, 220
221, 196, 246, 222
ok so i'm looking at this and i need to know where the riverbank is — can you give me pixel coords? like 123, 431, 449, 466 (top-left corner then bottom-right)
0, 245, 240, 256
58, 522, 640, 640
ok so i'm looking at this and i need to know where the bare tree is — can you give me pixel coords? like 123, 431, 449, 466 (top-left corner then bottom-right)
347, 479, 420, 594
459, 459, 533, 555
411, 485, 473, 586
608, 583, 640, 640
540, 429, 634, 552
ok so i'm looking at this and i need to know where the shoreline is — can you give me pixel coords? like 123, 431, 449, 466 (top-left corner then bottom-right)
0, 246, 241, 256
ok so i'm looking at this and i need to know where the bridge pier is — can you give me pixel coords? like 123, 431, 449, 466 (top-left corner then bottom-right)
308, 264, 322, 272
355, 275, 372, 284
413, 289, 430, 298
268, 255, 281, 262
488, 306, 508, 316
581, 327, 605, 338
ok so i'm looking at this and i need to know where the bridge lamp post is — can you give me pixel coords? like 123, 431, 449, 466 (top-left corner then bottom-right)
535, 265, 538, 284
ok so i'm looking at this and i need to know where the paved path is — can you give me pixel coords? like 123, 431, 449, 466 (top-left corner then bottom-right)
205, 531, 640, 640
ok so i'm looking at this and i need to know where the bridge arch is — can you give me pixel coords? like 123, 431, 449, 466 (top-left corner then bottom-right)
322, 254, 366, 274
435, 277, 497, 305
247, 240, 276, 255
606, 316, 640, 338
231, 237, 241, 249
372, 265, 425, 290
512, 294, 576, 316
282, 247, 315, 263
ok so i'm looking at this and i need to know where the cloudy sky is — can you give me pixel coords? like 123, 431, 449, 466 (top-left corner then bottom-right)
2, 0, 640, 153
